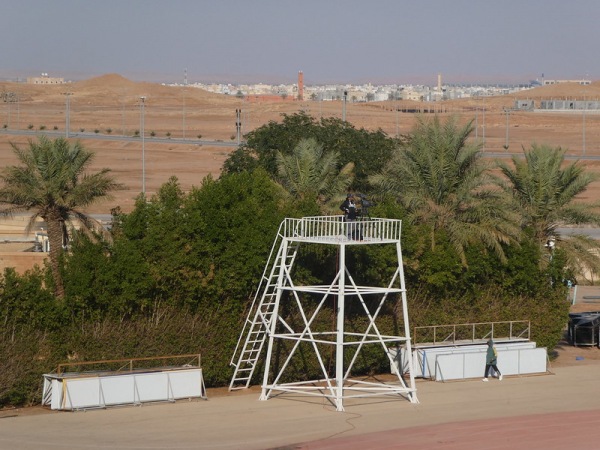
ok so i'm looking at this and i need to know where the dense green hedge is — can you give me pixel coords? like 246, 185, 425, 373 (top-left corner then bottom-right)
0, 171, 572, 407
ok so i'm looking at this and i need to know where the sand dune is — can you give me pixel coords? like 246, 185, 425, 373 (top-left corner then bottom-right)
1, 74, 600, 214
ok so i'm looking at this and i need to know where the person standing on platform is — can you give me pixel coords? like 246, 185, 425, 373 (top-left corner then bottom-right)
340, 194, 361, 240
482, 339, 502, 382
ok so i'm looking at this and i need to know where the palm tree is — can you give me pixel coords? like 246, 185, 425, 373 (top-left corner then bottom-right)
0, 136, 124, 299
498, 144, 600, 279
276, 138, 354, 212
370, 115, 520, 264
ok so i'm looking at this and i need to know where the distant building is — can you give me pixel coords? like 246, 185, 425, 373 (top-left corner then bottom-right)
27, 73, 65, 85
539, 99, 600, 111
401, 89, 423, 102
543, 79, 591, 86
514, 100, 535, 111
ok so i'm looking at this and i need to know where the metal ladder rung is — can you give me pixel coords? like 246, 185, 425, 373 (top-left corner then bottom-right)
244, 345, 262, 350
230, 236, 301, 390
259, 305, 275, 313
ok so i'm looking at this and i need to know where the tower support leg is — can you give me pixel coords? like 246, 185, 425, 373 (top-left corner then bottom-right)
335, 244, 346, 412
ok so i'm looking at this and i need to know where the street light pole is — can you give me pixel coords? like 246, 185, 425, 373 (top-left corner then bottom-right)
342, 90, 347, 122
475, 99, 478, 139
503, 107, 510, 150
395, 103, 399, 137
140, 96, 146, 195
182, 89, 186, 139
235, 109, 241, 144
64, 92, 72, 138
583, 96, 587, 156
482, 97, 486, 151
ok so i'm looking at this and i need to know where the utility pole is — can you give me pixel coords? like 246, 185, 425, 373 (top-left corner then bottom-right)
342, 90, 348, 122
64, 92, 72, 138
140, 96, 146, 194
482, 97, 486, 151
235, 109, 242, 144
503, 107, 511, 150
475, 101, 478, 139
182, 88, 186, 139
583, 96, 587, 156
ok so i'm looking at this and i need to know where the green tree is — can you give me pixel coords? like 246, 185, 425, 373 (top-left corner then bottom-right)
498, 143, 600, 280
222, 111, 396, 192
370, 115, 520, 265
276, 138, 354, 211
183, 170, 292, 303
0, 136, 124, 299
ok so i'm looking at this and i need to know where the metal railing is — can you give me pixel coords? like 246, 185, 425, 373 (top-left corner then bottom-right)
413, 320, 530, 346
281, 216, 402, 243
56, 354, 201, 376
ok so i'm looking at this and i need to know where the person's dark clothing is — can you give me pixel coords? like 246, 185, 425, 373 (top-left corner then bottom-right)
340, 197, 362, 240
340, 198, 357, 220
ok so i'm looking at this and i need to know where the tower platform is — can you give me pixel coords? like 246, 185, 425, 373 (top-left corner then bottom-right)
230, 216, 418, 411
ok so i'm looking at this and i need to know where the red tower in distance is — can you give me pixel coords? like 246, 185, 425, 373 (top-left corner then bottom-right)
297, 71, 304, 101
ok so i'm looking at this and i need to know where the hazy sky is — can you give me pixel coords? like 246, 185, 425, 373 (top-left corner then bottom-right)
2, 0, 599, 85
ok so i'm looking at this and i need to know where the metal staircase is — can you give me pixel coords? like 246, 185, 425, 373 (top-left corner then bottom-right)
229, 221, 300, 390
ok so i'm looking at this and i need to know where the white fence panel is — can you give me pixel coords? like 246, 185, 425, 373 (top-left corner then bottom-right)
64, 378, 103, 409
391, 342, 546, 382
435, 354, 465, 381
42, 368, 206, 411
169, 369, 206, 399
135, 372, 170, 403
101, 375, 136, 406
434, 347, 547, 381
519, 348, 548, 374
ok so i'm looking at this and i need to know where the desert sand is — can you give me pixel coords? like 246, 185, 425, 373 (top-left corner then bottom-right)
2, 74, 600, 213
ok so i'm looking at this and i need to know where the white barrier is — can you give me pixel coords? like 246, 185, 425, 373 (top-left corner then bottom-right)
390, 342, 548, 381
435, 347, 547, 381
42, 367, 207, 411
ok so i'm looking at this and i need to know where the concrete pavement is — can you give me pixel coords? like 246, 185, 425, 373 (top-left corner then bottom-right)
1, 362, 599, 449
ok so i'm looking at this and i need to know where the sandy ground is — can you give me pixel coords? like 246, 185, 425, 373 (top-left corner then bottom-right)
2, 75, 600, 214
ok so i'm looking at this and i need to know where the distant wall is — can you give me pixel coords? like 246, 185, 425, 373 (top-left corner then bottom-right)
0, 252, 46, 274
244, 94, 296, 102
26, 76, 65, 85
540, 99, 600, 111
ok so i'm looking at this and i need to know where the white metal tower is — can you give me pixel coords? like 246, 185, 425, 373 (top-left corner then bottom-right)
229, 216, 418, 411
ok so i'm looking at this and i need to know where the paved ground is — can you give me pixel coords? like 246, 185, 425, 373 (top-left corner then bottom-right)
1, 360, 600, 449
